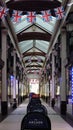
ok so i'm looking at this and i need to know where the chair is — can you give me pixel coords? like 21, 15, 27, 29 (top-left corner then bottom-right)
27, 104, 48, 116
27, 98, 41, 113
21, 112, 51, 129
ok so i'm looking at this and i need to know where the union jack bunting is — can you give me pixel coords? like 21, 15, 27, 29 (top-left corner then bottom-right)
34, 70, 37, 74
39, 70, 42, 75
11, 10, 22, 22
28, 58, 31, 63
45, 54, 49, 61
46, 64, 50, 69
41, 10, 52, 22
44, 68, 46, 73
54, 6, 65, 20
27, 12, 36, 23
37, 58, 41, 62
0, 6, 9, 19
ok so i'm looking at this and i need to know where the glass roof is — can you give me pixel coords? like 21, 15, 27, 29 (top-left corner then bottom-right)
18, 40, 33, 53
35, 40, 50, 53
4, 0, 63, 76
18, 40, 50, 54
11, 12, 57, 73
13, 15, 56, 34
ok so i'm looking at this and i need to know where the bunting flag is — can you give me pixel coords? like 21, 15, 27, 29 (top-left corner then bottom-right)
37, 57, 41, 62
11, 10, 22, 22
11, 51, 14, 56
0, 5, 65, 22
16, 62, 19, 67
45, 54, 49, 61
34, 70, 37, 74
43, 68, 46, 74
41, 10, 52, 22
46, 64, 50, 69
54, 6, 65, 20
39, 70, 42, 75
6, 44, 10, 50
0, 6, 9, 19
28, 57, 32, 63
27, 12, 36, 23
52, 49, 57, 56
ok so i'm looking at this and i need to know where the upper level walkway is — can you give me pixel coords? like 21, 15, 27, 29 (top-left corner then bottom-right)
0, 98, 73, 130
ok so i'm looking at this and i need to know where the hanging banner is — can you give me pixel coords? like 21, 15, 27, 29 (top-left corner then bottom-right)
0, 6, 65, 23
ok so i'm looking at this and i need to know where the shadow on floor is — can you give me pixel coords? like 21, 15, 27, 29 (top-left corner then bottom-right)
0, 107, 16, 122
54, 106, 73, 127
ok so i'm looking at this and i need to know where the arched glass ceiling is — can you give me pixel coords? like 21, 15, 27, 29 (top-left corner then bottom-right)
36, 15, 56, 34
35, 40, 49, 53
18, 40, 33, 53
18, 40, 50, 54
4, 0, 63, 75
13, 15, 32, 34
12, 14, 57, 34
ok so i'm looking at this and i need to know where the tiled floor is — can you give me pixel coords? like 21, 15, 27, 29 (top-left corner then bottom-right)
0, 99, 73, 130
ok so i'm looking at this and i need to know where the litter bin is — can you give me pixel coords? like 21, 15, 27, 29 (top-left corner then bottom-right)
12, 99, 17, 109
51, 98, 55, 108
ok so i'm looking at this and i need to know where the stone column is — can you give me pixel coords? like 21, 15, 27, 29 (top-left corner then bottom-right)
60, 28, 67, 115
0, 19, 1, 53
13, 49, 17, 108
42, 77, 45, 100
20, 67, 23, 102
1, 28, 8, 115
51, 52, 55, 107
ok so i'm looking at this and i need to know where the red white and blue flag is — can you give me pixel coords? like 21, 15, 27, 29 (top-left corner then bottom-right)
39, 70, 42, 75
11, 10, 22, 22
37, 57, 41, 62
43, 68, 46, 74
45, 54, 49, 61
0, 6, 9, 19
27, 12, 36, 23
54, 6, 65, 20
28, 58, 31, 63
47, 64, 50, 69
41, 10, 52, 22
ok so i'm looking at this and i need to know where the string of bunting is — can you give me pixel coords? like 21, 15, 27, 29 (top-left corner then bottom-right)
0, 6, 65, 23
